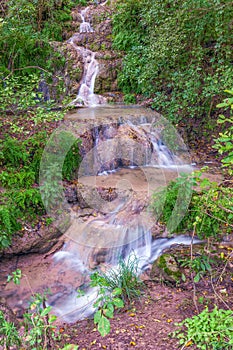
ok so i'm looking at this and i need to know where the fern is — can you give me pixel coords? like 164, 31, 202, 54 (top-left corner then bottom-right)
0, 205, 21, 250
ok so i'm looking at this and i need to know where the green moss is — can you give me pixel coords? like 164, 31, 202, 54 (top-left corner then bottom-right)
157, 254, 181, 281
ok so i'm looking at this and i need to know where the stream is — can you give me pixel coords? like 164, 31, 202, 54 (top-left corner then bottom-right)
1, 4, 203, 323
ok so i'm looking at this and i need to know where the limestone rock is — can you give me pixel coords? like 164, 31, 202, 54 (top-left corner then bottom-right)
150, 253, 182, 284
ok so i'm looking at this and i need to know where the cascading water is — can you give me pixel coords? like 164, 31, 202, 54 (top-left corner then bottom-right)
67, 6, 105, 106
79, 7, 94, 33
39, 107, 199, 323
0, 5, 201, 325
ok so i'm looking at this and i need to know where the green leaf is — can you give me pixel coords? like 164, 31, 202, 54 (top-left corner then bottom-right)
103, 308, 114, 319
94, 310, 101, 324
97, 315, 111, 337
40, 306, 52, 317
194, 273, 201, 283
112, 287, 122, 296
112, 297, 124, 308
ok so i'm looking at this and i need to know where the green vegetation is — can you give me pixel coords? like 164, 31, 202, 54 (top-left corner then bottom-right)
0, 0, 85, 74
89, 255, 144, 336
0, 73, 81, 252
213, 89, 233, 174
150, 170, 233, 239
179, 255, 214, 284
113, 0, 233, 123
172, 306, 233, 349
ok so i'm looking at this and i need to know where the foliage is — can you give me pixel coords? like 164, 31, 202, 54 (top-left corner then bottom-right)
172, 306, 233, 349
213, 88, 233, 174
113, 0, 233, 123
0, 310, 22, 348
178, 255, 214, 283
0, 292, 60, 349
150, 172, 196, 234
7, 268, 22, 285
0, 204, 22, 249
23, 292, 59, 350
150, 170, 233, 238
89, 255, 143, 336
0, 0, 77, 74
96, 254, 144, 302
94, 285, 124, 337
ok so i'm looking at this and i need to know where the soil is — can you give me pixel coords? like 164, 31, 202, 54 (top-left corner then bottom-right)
2, 242, 233, 350
53, 250, 233, 350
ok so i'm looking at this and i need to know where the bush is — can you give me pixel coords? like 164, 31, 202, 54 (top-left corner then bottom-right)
172, 306, 233, 349
113, 0, 233, 123
150, 170, 233, 239
213, 88, 233, 175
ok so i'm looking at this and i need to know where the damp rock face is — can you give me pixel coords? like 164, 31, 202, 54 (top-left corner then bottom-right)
61, 2, 123, 101
0, 223, 64, 258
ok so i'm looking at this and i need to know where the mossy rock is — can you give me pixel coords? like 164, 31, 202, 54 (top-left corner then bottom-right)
150, 253, 182, 284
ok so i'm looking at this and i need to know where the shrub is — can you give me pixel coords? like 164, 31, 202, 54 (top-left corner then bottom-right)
150, 170, 233, 238
172, 306, 233, 349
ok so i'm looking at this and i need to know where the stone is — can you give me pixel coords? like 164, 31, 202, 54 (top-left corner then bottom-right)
150, 253, 182, 284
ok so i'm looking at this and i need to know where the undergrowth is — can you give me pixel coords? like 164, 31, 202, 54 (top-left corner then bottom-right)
172, 306, 233, 349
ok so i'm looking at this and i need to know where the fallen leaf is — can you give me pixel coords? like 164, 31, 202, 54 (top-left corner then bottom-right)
167, 319, 173, 323
130, 341, 136, 346
185, 340, 193, 347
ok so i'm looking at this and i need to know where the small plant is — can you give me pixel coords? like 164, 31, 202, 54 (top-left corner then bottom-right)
89, 254, 144, 337
98, 254, 144, 302
90, 273, 124, 337
179, 255, 214, 283
7, 268, 22, 285
23, 292, 59, 350
93, 284, 124, 337
0, 311, 22, 349
172, 306, 233, 349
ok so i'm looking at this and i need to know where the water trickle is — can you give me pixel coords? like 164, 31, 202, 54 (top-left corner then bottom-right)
67, 6, 105, 107
79, 8, 94, 33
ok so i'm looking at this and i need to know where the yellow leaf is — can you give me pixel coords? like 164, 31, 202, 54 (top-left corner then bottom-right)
90, 340, 96, 345
153, 318, 161, 322
167, 319, 173, 323
185, 340, 193, 347
30, 303, 36, 310
129, 313, 136, 317
130, 341, 136, 346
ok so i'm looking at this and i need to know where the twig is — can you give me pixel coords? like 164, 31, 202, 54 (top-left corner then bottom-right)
216, 251, 233, 287
210, 275, 230, 310
190, 226, 199, 313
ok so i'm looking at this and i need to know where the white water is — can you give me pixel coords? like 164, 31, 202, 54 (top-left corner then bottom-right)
41, 5, 199, 322
52, 232, 202, 323
67, 6, 105, 106
80, 7, 94, 33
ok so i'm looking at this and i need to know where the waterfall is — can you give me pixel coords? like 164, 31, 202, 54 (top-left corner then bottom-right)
67, 6, 105, 107
45, 106, 196, 322
79, 7, 94, 33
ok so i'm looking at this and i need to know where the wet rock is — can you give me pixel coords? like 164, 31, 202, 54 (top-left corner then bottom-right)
150, 253, 182, 284
61, 2, 123, 101
0, 223, 65, 258
64, 185, 78, 203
